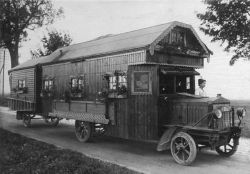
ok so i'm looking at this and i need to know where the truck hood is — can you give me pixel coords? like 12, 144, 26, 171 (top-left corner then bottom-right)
164, 93, 230, 105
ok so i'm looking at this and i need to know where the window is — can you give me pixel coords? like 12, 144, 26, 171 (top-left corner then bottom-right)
117, 74, 127, 95
176, 76, 192, 93
186, 77, 191, 90
105, 71, 127, 97
109, 76, 117, 90
43, 79, 54, 91
18, 80, 26, 90
71, 76, 85, 94
108, 73, 127, 93
159, 71, 194, 95
132, 71, 152, 95
171, 29, 185, 46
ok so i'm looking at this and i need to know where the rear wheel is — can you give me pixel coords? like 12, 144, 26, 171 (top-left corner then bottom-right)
170, 132, 197, 165
44, 116, 60, 126
23, 113, 31, 128
215, 138, 238, 157
75, 121, 92, 142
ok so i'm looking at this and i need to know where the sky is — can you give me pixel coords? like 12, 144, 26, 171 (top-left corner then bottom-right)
2, 0, 250, 100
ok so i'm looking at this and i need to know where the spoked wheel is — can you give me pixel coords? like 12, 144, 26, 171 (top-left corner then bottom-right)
215, 138, 238, 157
75, 120, 92, 142
23, 113, 31, 128
44, 116, 60, 126
170, 132, 197, 165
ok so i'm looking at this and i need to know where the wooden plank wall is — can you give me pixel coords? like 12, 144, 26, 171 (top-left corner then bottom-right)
42, 50, 161, 141
10, 68, 35, 102
129, 65, 159, 140
105, 65, 159, 141
42, 50, 146, 101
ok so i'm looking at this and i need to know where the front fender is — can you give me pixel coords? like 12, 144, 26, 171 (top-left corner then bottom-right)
157, 127, 178, 151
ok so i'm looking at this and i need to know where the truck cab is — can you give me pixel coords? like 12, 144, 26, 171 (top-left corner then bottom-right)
156, 67, 246, 165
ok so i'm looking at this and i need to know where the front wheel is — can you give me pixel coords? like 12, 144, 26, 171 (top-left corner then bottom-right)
170, 131, 197, 165
215, 138, 238, 157
75, 121, 92, 142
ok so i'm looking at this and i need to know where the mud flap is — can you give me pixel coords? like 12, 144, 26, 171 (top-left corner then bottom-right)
157, 127, 178, 151
234, 138, 239, 145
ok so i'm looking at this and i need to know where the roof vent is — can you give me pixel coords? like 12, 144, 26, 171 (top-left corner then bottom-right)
217, 94, 222, 98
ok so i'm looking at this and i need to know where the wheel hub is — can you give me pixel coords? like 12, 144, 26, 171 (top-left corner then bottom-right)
176, 143, 185, 150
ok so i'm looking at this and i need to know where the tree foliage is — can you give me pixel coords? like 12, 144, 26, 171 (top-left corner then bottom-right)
0, 0, 63, 67
31, 30, 72, 58
197, 0, 250, 65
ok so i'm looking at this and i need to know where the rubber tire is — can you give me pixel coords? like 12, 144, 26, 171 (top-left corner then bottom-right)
44, 117, 60, 127
23, 114, 31, 128
215, 138, 238, 157
170, 131, 197, 165
75, 121, 92, 142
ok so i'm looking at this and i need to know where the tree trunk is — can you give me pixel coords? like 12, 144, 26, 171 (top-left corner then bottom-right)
8, 47, 19, 68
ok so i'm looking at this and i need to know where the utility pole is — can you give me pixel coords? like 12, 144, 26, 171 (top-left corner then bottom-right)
2, 49, 5, 97
0, 49, 5, 97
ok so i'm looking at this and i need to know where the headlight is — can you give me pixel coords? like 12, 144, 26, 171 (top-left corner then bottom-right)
213, 109, 222, 119
236, 108, 246, 118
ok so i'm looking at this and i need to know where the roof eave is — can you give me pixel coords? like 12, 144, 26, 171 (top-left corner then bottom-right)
8, 65, 37, 74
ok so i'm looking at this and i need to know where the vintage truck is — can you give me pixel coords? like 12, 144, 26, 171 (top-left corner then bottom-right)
8, 21, 246, 165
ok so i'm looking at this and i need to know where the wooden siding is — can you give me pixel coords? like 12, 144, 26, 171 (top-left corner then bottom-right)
10, 68, 35, 102
106, 65, 159, 140
53, 100, 106, 115
42, 50, 146, 101
42, 50, 159, 141
147, 52, 204, 68
8, 98, 35, 111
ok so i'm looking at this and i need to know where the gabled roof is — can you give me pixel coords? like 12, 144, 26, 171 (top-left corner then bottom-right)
9, 50, 62, 72
10, 21, 211, 72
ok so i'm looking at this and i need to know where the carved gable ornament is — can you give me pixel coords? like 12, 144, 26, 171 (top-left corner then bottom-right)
149, 21, 212, 59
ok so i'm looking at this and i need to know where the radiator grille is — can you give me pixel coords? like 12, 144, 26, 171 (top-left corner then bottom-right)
217, 111, 232, 130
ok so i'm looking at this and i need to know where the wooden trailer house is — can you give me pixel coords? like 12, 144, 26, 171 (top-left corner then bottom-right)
8, 21, 246, 165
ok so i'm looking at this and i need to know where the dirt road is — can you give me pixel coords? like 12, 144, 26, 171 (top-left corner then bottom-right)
0, 106, 250, 174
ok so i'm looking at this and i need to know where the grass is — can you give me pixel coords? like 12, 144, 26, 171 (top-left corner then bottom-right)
0, 128, 140, 174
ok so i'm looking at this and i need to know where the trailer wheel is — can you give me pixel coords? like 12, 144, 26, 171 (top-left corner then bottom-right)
44, 117, 60, 126
75, 121, 92, 142
23, 114, 31, 128
170, 132, 197, 165
215, 138, 238, 157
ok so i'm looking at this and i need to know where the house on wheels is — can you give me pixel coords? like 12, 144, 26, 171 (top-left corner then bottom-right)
8, 21, 246, 165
